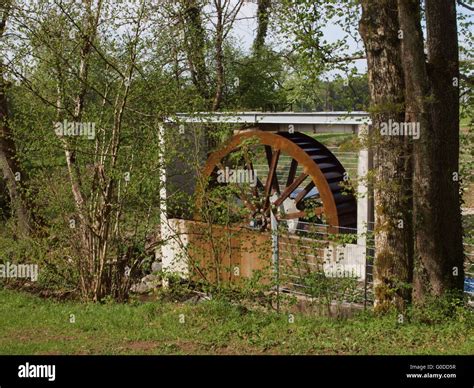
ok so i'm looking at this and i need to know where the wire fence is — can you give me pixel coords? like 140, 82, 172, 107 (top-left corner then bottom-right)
464, 243, 474, 300
252, 151, 360, 194
268, 219, 473, 309
271, 219, 374, 309
327, 148, 359, 178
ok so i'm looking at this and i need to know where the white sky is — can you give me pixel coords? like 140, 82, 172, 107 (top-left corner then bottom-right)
228, 2, 367, 76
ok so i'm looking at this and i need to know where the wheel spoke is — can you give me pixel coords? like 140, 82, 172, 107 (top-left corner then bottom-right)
286, 159, 298, 187
295, 181, 315, 204
243, 153, 259, 196
264, 149, 280, 209
274, 172, 308, 207
280, 211, 306, 220
280, 206, 323, 220
264, 146, 280, 194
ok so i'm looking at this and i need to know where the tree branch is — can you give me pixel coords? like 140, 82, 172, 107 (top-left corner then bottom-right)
457, 0, 474, 11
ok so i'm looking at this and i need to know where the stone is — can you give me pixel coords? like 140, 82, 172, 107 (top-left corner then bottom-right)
130, 283, 151, 294
151, 261, 162, 273
131, 274, 161, 294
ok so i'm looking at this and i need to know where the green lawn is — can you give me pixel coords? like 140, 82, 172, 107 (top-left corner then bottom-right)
313, 132, 356, 148
0, 289, 472, 355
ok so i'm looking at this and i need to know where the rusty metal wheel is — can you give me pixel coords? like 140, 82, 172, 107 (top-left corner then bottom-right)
196, 129, 357, 233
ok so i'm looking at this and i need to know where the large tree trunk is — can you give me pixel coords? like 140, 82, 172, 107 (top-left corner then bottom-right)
181, 0, 210, 103
424, 0, 464, 296
359, 0, 414, 311
0, 1, 33, 236
253, 0, 271, 52
0, 75, 32, 235
212, 1, 224, 111
398, 0, 464, 301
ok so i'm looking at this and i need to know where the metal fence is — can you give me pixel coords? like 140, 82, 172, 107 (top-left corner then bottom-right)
327, 147, 359, 178
464, 243, 474, 301
269, 218, 473, 309
270, 218, 374, 309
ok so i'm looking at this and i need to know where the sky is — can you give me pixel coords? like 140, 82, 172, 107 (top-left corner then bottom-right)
222, 1, 367, 76
223, 0, 473, 77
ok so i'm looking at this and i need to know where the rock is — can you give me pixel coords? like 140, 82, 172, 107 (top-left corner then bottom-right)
141, 274, 160, 283
151, 261, 162, 273
131, 273, 161, 294
130, 283, 151, 294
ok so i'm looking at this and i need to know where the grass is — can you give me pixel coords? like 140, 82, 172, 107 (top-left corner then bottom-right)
0, 288, 472, 355
313, 132, 356, 147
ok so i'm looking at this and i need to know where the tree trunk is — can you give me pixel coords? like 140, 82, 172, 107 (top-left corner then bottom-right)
0, 1, 32, 236
253, 0, 271, 52
212, 1, 224, 111
424, 0, 464, 296
398, 0, 464, 301
181, 0, 209, 102
359, 0, 413, 311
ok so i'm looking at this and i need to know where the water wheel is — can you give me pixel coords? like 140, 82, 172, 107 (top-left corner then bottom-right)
196, 129, 357, 233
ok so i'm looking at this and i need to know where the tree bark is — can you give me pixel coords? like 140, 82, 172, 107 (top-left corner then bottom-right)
181, 0, 210, 103
212, 1, 224, 111
398, 0, 464, 301
424, 0, 464, 296
0, 1, 33, 235
359, 0, 413, 311
253, 0, 271, 52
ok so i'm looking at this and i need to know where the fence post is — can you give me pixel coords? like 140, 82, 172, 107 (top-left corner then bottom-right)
357, 124, 371, 248
270, 209, 280, 313
364, 263, 368, 310
158, 123, 170, 288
